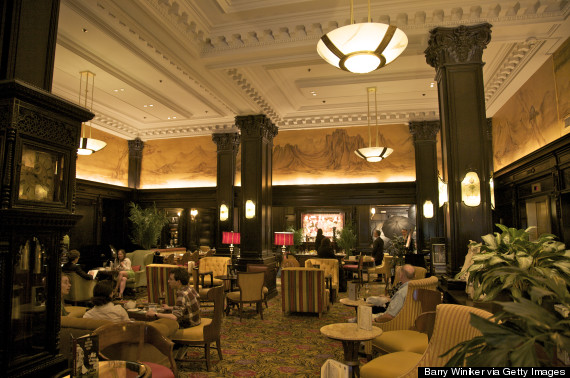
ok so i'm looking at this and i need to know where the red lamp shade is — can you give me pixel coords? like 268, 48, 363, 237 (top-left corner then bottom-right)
222, 231, 240, 245
274, 232, 294, 246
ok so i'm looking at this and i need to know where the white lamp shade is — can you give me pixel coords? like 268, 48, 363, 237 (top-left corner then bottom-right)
462, 171, 481, 207
317, 23, 408, 74
245, 200, 255, 219
220, 204, 229, 221
438, 177, 448, 207
423, 200, 434, 218
354, 147, 393, 162
78, 137, 106, 155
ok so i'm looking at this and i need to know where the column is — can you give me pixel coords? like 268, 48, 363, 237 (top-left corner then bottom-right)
212, 132, 240, 253
236, 115, 278, 298
409, 120, 440, 252
425, 23, 494, 275
128, 137, 144, 189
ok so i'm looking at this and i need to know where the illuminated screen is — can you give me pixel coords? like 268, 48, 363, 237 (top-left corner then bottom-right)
302, 212, 344, 241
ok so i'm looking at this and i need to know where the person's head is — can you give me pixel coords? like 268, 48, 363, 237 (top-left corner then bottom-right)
316, 229, 323, 237
67, 249, 80, 263
169, 267, 190, 289
373, 229, 380, 238
61, 274, 71, 295
91, 281, 114, 306
320, 237, 331, 248
399, 264, 415, 283
117, 249, 126, 261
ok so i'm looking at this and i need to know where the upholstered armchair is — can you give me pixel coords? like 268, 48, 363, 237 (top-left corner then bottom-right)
305, 258, 339, 302
146, 264, 180, 306
126, 250, 156, 289
393, 265, 427, 287
281, 267, 330, 317
65, 272, 97, 305
361, 304, 493, 378
281, 256, 300, 268
198, 256, 230, 287
367, 254, 393, 286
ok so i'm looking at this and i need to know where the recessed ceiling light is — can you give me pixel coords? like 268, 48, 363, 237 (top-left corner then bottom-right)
430, 82, 435, 88
310, 90, 317, 96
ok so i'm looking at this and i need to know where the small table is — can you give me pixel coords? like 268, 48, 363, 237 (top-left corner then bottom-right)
320, 323, 382, 378
215, 274, 237, 292
339, 298, 372, 316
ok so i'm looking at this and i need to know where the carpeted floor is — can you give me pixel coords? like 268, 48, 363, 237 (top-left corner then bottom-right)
167, 280, 386, 377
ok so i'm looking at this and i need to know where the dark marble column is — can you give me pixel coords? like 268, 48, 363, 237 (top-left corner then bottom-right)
128, 138, 144, 189
409, 120, 440, 253
425, 23, 494, 275
235, 115, 278, 298
212, 132, 240, 253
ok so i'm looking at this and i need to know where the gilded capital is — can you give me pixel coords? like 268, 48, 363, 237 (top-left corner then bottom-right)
212, 132, 240, 152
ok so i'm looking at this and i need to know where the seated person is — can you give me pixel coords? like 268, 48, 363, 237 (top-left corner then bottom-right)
371, 264, 415, 322
62, 250, 93, 280
83, 281, 130, 322
146, 267, 200, 328
317, 237, 335, 259
113, 249, 134, 299
61, 273, 71, 316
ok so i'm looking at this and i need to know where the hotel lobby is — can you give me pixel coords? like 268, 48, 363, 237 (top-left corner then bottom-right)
1, 0, 569, 377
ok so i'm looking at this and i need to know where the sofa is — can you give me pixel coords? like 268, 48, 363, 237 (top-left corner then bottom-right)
281, 267, 330, 317
126, 250, 156, 289
60, 311, 178, 368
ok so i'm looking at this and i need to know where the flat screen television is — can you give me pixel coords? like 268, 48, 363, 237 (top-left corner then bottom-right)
301, 212, 344, 242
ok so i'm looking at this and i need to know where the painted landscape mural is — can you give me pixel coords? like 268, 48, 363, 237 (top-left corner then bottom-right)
76, 128, 128, 186
493, 40, 569, 171
140, 135, 217, 188
272, 125, 415, 185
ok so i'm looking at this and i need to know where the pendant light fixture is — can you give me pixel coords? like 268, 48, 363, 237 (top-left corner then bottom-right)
316, 0, 408, 74
77, 71, 106, 156
354, 87, 393, 162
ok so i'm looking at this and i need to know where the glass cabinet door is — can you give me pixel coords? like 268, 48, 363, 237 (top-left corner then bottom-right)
10, 237, 48, 367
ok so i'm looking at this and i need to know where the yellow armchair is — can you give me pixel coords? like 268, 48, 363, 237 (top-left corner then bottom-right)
361, 304, 493, 378
281, 267, 330, 317
198, 256, 230, 287
305, 258, 339, 302
65, 272, 96, 305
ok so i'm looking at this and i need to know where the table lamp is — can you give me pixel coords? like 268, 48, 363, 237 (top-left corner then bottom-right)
222, 231, 240, 274
274, 232, 294, 256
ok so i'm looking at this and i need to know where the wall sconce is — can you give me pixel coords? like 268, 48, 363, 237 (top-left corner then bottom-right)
245, 200, 255, 219
461, 171, 481, 207
438, 175, 448, 207
190, 208, 198, 220
423, 200, 434, 218
219, 204, 229, 221
490, 177, 495, 209
370, 207, 376, 218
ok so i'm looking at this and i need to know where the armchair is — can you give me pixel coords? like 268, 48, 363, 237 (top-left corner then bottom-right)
126, 250, 156, 289
281, 267, 330, 317
198, 256, 230, 287
64, 272, 97, 305
393, 265, 427, 287
305, 258, 339, 302
146, 264, 180, 306
367, 254, 393, 287
226, 272, 265, 321
361, 304, 493, 378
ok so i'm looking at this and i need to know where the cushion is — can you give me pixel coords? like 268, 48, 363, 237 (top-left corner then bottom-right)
172, 317, 212, 342
142, 361, 174, 378
132, 265, 141, 272
226, 291, 241, 301
372, 330, 428, 354
360, 351, 422, 378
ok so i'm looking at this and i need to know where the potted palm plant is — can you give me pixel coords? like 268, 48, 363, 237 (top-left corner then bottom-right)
128, 202, 169, 250
445, 225, 570, 367
336, 222, 357, 256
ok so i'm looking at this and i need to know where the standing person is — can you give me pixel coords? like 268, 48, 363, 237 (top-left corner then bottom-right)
83, 281, 130, 322
113, 249, 134, 299
62, 250, 94, 280
317, 237, 335, 258
372, 229, 384, 266
314, 229, 325, 251
147, 267, 200, 328
61, 273, 71, 316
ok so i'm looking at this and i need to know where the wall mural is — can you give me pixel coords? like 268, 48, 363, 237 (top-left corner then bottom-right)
492, 53, 568, 171
554, 37, 570, 121
140, 136, 217, 188
76, 128, 128, 186
272, 125, 415, 185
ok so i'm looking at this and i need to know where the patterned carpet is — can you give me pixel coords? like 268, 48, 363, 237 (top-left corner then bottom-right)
172, 281, 385, 378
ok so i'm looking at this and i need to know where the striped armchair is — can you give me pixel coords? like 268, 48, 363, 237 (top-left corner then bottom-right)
361, 304, 493, 378
305, 258, 339, 302
146, 264, 190, 306
281, 267, 330, 318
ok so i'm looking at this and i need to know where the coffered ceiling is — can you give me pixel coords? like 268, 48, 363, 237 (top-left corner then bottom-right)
52, 0, 570, 140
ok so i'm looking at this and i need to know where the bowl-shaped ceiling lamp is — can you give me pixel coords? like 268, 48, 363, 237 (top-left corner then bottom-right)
77, 71, 106, 156
354, 87, 393, 162
316, 0, 408, 74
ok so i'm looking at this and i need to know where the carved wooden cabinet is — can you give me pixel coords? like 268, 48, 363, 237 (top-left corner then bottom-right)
0, 80, 91, 377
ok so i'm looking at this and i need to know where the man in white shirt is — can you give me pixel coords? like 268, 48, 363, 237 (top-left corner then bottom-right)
373, 264, 415, 322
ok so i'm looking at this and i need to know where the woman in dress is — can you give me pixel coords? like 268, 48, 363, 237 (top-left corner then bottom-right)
113, 249, 134, 298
